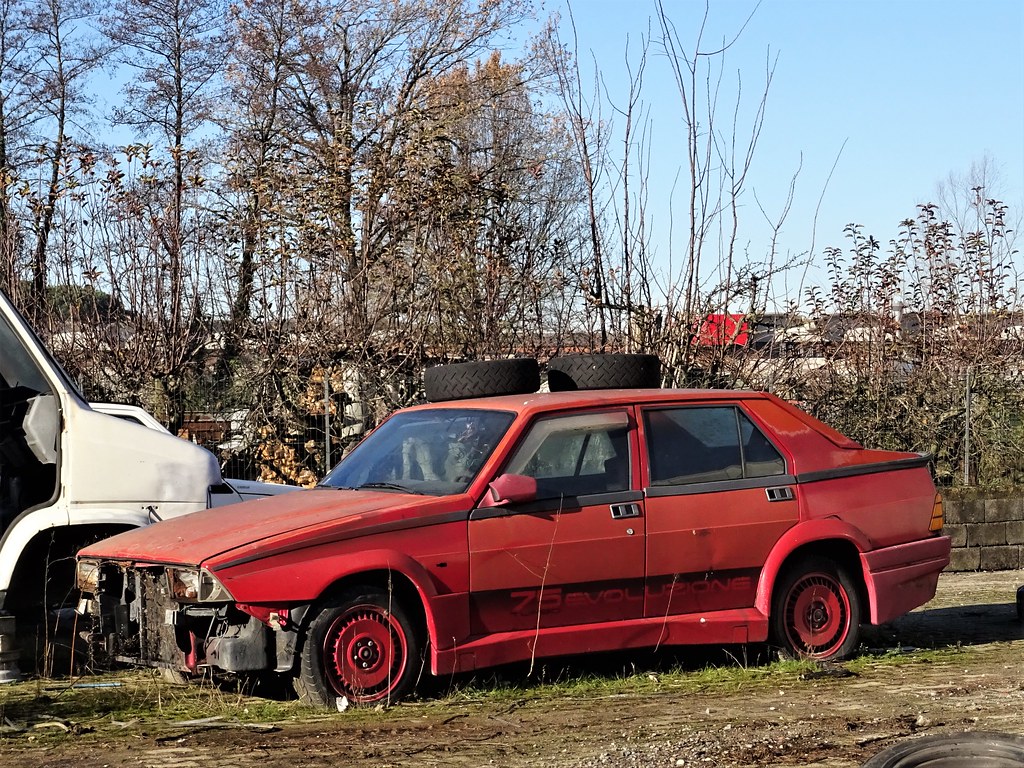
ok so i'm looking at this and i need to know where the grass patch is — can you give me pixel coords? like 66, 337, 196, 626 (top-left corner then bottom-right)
0, 669, 320, 744
844, 643, 966, 674
431, 642, 985, 709
431, 653, 823, 708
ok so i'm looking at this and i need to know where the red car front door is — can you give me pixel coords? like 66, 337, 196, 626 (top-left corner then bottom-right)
467, 409, 645, 636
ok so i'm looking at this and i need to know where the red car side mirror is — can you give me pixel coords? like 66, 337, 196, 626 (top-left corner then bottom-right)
487, 474, 538, 506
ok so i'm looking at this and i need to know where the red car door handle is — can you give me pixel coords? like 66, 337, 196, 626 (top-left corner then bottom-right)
610, 503, 642, 519
765, 486, 794, 502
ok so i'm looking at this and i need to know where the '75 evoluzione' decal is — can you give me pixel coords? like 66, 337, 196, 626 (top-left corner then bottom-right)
509, 576, 755, 614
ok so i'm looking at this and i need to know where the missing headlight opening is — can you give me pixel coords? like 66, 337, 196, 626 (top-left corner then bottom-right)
166, 568, 233, 603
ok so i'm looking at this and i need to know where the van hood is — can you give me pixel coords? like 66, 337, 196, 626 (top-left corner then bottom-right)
77, 488, 470, 567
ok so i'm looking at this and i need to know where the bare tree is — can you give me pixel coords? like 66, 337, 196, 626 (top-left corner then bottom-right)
935, 155, 1021, 244
212, 0, 571, 480
0, 0, 35, 297
540, 9, 614, 348
21, 0, 108, 316
218, 0, 296, 363
540, 1, 791, 386
101, 0, 226, 430
407, 52, 584, 359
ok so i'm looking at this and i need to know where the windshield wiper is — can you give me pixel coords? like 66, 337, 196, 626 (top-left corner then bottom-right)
356, 481, 423, 494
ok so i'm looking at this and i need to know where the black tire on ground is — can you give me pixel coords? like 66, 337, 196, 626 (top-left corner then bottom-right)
861, 731, 1024, 767
424, 359, 540, 402
769, 555, 862, 661
547, 353, 661, 391
293, 588, 422, 708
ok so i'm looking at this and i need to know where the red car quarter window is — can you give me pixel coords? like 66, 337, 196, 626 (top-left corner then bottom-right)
503, 411, 631, 498
644, 406, 785, 486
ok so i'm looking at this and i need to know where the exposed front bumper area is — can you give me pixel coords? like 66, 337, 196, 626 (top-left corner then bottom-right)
860, 535, 952, 626
82, 562, 303, 676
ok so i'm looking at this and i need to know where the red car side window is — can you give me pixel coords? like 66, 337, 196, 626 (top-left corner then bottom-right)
503, 411, 631, 498
740, 412, 786, 478
645, 406, 784, 485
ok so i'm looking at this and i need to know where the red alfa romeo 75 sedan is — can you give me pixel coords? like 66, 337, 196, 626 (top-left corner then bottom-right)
77, 358, 950, 708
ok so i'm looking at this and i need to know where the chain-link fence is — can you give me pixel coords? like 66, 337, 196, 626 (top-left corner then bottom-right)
89, 354, 1024, 491
757, 357, 1024, 490
76, 360, 425, 486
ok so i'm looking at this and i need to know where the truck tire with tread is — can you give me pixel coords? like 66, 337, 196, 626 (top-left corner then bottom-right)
547, 353, 661, 391
861, 731, 1024, 767
424, 359, 540, 402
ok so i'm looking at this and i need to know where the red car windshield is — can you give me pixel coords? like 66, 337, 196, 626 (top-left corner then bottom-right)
320, 408, 516, 496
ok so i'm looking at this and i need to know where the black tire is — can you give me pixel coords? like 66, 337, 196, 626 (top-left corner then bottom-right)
424, 359, 540, 402
293, 588, 421, 708
861, 732, 1024, 767
770, 555, 862, 661
547, 353, 661, 391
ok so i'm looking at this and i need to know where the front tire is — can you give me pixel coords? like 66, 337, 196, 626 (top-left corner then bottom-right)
293, 588, 421, 707
770, 556, 861, 660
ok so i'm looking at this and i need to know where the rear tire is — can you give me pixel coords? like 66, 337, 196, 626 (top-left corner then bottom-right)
547, 353, 661, 391
293, 588, 421, 707
770, 556, 861, 660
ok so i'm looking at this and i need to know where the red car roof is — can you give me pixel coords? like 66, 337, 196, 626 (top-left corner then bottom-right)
403, 389, 860, 450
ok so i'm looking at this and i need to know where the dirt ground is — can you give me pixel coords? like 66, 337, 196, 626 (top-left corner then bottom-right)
2, 569, 1023, 768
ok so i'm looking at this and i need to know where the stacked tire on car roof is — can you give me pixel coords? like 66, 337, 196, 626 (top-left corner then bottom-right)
423, 353, 662, 402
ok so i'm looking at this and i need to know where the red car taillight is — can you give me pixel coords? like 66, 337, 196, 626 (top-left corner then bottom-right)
928, 493, 944, 532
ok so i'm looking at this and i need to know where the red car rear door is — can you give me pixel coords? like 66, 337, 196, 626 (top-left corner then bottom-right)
640, 403, 799, 617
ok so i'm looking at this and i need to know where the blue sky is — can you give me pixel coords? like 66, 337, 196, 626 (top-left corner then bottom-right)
555, 0, 1024, 306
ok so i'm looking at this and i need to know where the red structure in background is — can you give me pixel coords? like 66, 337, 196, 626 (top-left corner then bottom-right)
696, 313, 749, 345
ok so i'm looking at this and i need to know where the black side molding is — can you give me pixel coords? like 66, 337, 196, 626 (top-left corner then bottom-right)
796, 454, 931, 484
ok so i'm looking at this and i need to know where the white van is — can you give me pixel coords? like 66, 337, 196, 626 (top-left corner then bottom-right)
0, 288, 295, 679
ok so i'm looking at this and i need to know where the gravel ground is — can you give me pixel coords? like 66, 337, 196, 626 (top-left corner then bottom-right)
1, 569, 1022, 768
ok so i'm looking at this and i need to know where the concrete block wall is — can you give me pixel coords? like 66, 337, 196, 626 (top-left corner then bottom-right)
943, 495, 1024, 571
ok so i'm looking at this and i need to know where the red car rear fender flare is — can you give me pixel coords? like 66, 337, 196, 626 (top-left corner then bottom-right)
755, 519, 870, 617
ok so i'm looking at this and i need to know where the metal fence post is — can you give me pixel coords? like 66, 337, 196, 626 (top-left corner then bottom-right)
964, 366, 971, 486
324, 372, 331, 470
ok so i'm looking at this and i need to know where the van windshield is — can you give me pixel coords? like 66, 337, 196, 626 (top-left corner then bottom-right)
0, 310, 53, 395
0, 291, 85, 401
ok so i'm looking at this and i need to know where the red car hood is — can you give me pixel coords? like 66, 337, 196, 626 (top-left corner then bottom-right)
78, 488, 469, 567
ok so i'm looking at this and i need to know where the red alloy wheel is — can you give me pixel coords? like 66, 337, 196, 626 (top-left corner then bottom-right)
781, 571, 852, 659
323, 604, 409, 704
